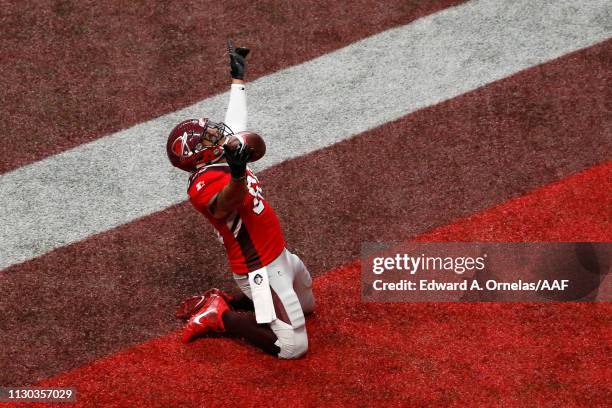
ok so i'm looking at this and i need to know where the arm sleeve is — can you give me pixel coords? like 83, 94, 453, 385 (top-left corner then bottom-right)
224, 83, 247, 133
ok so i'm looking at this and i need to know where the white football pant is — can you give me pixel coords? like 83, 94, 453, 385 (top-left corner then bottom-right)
233, 249, 315, 359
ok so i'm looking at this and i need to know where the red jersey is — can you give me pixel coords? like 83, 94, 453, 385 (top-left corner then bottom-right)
188, 163, 286, 274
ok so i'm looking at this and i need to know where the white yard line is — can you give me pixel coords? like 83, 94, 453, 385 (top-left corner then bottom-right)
0, 0, 610, 270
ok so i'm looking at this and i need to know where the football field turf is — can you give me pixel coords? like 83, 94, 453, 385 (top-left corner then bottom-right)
1, 0, 610, 406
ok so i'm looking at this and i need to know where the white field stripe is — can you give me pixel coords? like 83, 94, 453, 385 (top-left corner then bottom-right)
0, 0, 610, 270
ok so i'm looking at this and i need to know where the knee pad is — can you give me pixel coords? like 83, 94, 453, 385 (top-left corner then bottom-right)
270, 320, 308, 359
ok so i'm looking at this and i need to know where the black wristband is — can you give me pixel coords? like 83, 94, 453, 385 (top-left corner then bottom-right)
230, 165, 247, 180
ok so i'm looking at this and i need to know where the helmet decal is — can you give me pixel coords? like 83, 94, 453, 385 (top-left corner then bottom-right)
173, 131, 192, 158
167, 118, 234, 172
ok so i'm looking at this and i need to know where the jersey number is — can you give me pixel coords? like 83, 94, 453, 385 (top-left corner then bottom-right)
246, 174, 264, 214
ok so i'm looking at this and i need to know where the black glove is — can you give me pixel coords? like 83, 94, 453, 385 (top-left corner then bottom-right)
223, 143, 251, 180
227, 39, 250, 80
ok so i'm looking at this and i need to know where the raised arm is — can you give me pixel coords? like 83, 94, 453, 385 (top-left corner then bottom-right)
224, 40, 249, 133
209, 41, 252, 219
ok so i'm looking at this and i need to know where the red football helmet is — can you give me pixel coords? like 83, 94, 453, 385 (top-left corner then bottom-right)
166, 118, 233, 172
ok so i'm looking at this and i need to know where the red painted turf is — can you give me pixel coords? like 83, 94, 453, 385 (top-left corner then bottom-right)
25, 162, 611, 407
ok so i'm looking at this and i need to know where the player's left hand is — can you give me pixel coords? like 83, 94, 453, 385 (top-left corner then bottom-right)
223, 134, 241, 151
228, 39, 250, 80
224, 140, 251, 179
